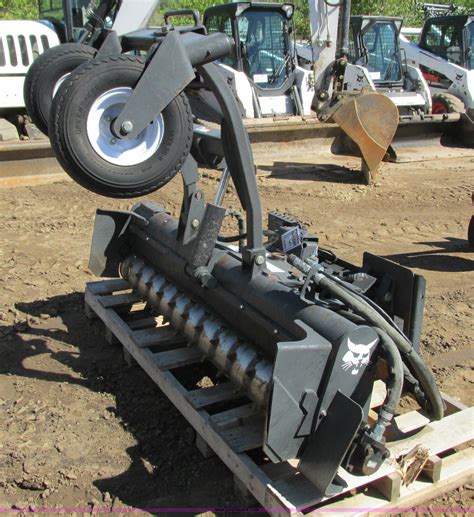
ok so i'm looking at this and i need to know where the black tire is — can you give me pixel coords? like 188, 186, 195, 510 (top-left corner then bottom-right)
460, 108, 474, 148
50, 55, 193, 198
24, 43, 97, 136
468, 216, 474, 249
431, 92, 465, 114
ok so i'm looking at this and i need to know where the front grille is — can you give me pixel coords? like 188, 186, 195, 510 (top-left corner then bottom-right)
0, 31, 52, 70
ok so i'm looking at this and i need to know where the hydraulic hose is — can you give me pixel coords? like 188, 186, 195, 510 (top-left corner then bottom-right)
369, 328, 404, 441
402, 363, 429, 409
314, 270, 444, 420
218, 233, 245, 243
218, 209, 246, 247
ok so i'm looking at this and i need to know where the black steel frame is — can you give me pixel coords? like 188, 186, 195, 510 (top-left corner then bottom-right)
111, 31, 266, 268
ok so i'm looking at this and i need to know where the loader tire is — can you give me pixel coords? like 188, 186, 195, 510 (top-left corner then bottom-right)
24, 43, 97, 136
50, 55, 193, 198
460, 109, 474, 148
431, 93, 465, 115
468, 216, 474, 249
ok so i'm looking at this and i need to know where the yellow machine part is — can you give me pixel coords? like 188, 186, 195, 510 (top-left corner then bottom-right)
332, 92, 399, 184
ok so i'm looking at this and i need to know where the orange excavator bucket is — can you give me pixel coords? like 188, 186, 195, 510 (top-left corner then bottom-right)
331, 92, 399, 184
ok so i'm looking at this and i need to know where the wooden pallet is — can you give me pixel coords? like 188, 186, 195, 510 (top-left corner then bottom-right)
85, 279, 474, 515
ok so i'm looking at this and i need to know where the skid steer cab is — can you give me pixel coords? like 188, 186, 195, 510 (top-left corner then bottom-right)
201, 2, 313, 117
419, 14, 473, 73
348, 16, 431, 117
349, 16, 405, 85
399, 14, 474, 146
417, 15, 474, 127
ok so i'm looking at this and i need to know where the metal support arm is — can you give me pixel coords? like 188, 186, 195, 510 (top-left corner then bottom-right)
110, 30, 264, 267
198, 64, 265, 263
112, 31, 234, 139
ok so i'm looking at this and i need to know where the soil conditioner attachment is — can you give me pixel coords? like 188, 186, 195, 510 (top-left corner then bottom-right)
48, 29, 444, 496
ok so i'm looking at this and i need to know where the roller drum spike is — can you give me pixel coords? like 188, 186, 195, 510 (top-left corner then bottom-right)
122, 255, 272, 407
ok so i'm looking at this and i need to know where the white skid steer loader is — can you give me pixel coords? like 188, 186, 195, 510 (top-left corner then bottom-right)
191, 0, 400, 183
399, 13, 474, 146
0, 0, 158, 140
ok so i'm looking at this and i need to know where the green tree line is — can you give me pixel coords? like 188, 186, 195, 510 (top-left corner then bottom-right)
150, 0, 473, 39
1, 0, 471, 39
0, 0, 39, 19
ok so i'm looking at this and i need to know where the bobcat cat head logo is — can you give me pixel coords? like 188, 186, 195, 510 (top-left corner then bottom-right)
341, 337, 378, 375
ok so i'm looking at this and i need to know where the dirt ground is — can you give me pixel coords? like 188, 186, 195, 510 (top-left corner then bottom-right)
0, 145, 473, 514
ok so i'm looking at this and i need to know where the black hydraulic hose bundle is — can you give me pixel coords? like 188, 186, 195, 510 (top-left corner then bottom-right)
217, 209, 246, 245
369, 328, 404, 440
218, 210, 279, 249
314, 269, 445, 420
288, 252, 443, 422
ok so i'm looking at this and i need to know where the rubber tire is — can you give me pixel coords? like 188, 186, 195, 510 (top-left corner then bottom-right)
468, 216, 474, 249
24, 43, 97, 136
460, 108, 474, 148
50, 55, 193, 198
431, 93, 465, 114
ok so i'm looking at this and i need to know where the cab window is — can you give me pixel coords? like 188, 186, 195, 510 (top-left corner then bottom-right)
205, 13, 236, 67
422, 20, 463, 65
361, 21, 402, 82
238, 9, 290, 89
467, 21, 473, 70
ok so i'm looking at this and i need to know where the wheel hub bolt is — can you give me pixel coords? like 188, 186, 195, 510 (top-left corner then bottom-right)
255, 255, 265, 265
121, 120, 134, 134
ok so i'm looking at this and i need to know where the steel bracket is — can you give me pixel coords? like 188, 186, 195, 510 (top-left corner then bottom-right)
178, 155, 206, 246
94, 30, 123, 57
112, 30, 195, 139
263, 320, 331, 463
88, 209, 148, 277
198, 64, 265, 266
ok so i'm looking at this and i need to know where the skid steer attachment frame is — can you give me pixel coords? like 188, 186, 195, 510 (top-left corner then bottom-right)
49, 29, 445, 496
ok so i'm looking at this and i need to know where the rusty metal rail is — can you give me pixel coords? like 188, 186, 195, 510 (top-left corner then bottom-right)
0, 113, 470, 188
0, 140, 67, 188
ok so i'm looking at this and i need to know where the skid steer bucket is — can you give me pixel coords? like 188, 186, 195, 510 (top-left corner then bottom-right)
331, 92, 399, 184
